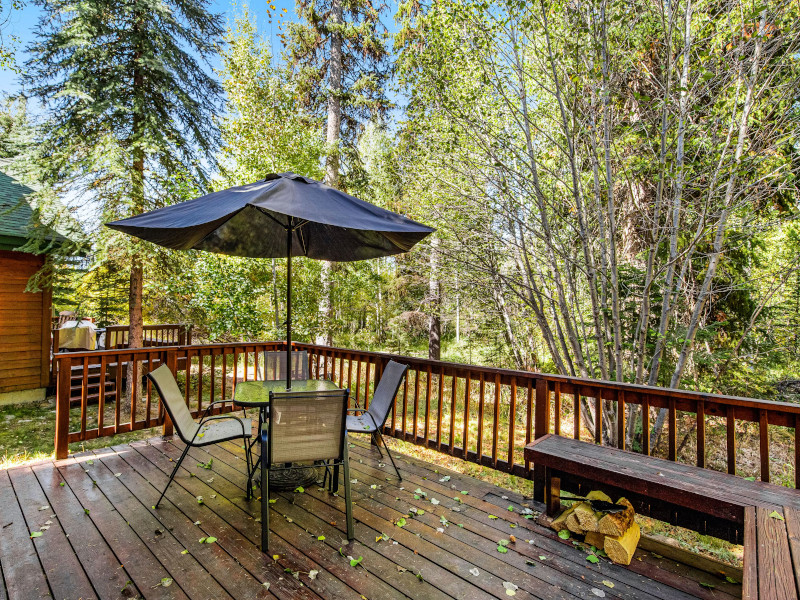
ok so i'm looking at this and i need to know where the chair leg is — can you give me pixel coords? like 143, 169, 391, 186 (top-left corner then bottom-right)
245, 436, 253, 500
370, 432, 384, 458
342, 442, 354, 541
155, 442, 190, 508
261, 438, 270, 553
377, 430, 402, 481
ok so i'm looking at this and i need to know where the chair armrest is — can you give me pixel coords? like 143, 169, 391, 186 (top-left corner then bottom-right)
199, 399, 235, 420
196, 414, 250, 439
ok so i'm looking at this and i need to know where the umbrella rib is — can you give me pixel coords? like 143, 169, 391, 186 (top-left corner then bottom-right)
295, 220, 310, 255
254, 206, 290, 230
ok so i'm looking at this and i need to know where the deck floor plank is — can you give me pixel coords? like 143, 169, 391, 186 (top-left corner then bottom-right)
175, 440, 504, 600
7, 466, 96, 600
129, 440, 375, 600
85, 449, 251, 600
57, 457, 190, 600
32, 461, 140, 600
107, 442, 337, 600
146, 439, 432, 600
0, 435, 744, 600
0, 470, 51, 600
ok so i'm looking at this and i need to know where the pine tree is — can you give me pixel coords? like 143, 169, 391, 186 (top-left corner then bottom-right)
283, 0, 391, 344
25, 0, 223, 358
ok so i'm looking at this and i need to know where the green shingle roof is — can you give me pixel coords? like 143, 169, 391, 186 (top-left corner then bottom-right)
0, 168, 76, 252
0, 169, 38, 250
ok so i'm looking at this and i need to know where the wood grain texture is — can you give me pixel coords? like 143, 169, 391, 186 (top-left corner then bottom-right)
0, 250, 47, 393
785, 506, 800, 598
757, 506, 797, 600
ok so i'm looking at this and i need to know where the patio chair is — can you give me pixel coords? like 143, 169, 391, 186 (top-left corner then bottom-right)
261, 350, 309, 381
260, 388, 353, 552
146, 364, 253, 508
345, 360, 408, 481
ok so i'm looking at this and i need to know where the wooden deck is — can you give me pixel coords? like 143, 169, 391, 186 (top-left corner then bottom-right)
0, 437, 743, 600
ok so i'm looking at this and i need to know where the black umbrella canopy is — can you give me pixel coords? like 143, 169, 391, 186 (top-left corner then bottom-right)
107, 172, 434, 391
106, 172, 434, 261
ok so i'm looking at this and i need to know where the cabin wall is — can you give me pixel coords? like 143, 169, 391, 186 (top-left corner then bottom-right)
0, 249, 51, 395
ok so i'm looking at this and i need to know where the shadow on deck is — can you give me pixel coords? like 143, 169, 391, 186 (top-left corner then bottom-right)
0, 437, 742, 600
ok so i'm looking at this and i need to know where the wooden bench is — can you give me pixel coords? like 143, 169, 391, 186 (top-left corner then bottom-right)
525, 434, 800, 599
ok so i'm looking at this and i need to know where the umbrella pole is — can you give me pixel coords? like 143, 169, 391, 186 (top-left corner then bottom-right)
286, 224, 292, 391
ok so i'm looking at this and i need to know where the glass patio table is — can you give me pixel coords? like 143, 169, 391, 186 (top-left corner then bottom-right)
233, 378, 341, 490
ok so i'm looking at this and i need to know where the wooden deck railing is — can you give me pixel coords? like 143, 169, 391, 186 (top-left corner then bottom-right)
103, 323, 193, 349
50, 323, 192, 385
54, 341, 800, 501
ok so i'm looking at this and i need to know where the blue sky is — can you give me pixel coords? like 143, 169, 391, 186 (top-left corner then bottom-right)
0, 0, 303, 98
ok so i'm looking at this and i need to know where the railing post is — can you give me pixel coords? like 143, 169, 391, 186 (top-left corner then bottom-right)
55, 355, 71, 459
532, 378, 550, 502
162, 348, 176, 437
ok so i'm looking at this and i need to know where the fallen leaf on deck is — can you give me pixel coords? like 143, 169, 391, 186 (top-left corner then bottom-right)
308, 570, 319, 580
159, 577, 172, 588
30, 531, 42, 538
469, 567, 479, 576
601, 580, 614, 588
348, 556, 363, 567
591, 588, 606, 597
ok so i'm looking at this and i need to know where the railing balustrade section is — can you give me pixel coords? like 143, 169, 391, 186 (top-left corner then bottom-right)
54, 341, 800, 500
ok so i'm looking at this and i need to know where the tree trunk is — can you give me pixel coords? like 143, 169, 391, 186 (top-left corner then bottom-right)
126, 17, 145, 414
317, 0, 343, 347
428, 237, 441, 361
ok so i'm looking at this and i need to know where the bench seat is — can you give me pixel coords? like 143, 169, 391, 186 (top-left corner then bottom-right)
524, 434, 800, 599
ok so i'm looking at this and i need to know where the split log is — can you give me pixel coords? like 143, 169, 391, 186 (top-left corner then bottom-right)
550, 506, 575, 532
598, 497, 635, 537
584, 531, 606, 548
574, 491, 612, 532
604, 522, 641, 566
566, 509, 585, 534
574, 502, 600, 532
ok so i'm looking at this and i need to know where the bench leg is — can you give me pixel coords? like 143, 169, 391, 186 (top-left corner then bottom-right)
545, 469, 561, 516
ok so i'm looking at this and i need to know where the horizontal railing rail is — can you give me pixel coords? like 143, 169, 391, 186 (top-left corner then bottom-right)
54, 341, 800, 501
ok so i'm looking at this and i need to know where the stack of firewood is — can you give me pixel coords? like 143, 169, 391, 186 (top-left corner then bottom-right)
551, 491, 640, 565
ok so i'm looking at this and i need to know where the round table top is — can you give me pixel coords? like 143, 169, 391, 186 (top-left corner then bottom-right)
233, 378, 341, 407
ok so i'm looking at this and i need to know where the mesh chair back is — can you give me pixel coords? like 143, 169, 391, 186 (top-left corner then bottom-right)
368, 360, 408, 429
268, 389, 348, 464
262, 351, 309, 381
147, 364, 198, 443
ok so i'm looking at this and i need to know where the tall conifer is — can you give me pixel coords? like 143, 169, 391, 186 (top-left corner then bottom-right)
26, 0, 222, 362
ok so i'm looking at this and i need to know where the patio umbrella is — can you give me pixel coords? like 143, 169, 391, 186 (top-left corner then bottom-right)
106, 172, 434, 390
